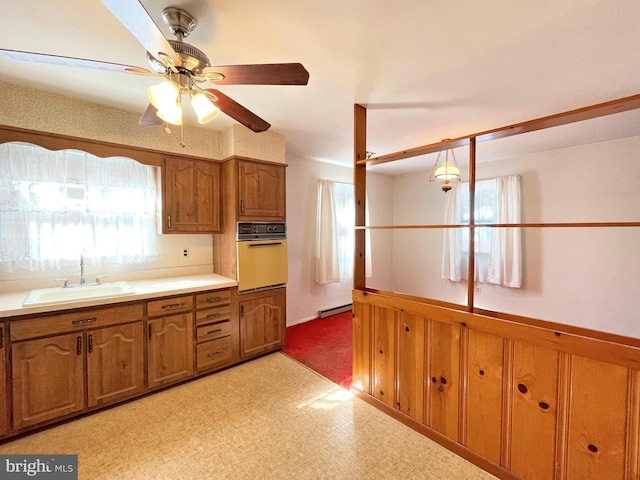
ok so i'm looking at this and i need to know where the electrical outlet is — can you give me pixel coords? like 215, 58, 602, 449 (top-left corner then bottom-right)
476, 286, 481, 294
182, 247, 189, 258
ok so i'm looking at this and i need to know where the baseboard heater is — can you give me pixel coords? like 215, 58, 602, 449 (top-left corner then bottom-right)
318, 304, 353, 318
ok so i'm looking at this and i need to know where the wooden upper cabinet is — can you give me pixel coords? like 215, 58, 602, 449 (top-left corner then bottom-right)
164, 157, 221, 233
238, 160, 285, 220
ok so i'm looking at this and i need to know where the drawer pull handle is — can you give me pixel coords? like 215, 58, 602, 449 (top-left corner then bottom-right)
0, 326, 3, 349
207, 329, 222, 336
207, 350, 224, 358
161, 303, 187, 310
72, 317, 96, 326
76, 336, 82, 355
206, 297, 223, 303
88, 334, 93, 353
206, 313, 222, 320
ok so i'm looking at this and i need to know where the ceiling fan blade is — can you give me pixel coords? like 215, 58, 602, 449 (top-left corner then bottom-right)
203, 63, 309, 85
0, 48, 142, 73
100, 0, 181, 68
138, 104, 163, 126
204, 89, 271, 132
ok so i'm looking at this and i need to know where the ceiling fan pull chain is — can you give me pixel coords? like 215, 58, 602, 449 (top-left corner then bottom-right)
180, 123, 185, 148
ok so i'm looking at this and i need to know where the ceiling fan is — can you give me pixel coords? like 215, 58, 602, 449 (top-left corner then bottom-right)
0, 0, 309, 133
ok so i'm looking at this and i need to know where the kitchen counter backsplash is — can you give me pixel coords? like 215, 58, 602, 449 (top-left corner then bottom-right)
0, 273, 237, 318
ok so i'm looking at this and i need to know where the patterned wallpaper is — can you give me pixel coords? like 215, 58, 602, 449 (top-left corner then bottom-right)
0, 79, 285, 163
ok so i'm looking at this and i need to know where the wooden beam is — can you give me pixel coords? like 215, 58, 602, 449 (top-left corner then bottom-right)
359, 93, 640, 166
354, 104, 367, 290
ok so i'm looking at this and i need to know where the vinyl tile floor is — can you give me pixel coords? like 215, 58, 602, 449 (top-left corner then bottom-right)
0, 353, 498, 480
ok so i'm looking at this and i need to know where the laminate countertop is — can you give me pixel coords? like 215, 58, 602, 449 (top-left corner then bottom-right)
0, 273, 237, 318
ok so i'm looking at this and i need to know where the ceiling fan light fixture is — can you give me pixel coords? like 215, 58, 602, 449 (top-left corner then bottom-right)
191, 91, 220, 124
156, 102, 183, 125
147, 80, 180, 110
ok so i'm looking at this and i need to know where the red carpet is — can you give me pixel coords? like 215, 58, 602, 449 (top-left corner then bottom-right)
282, 311, 352, 388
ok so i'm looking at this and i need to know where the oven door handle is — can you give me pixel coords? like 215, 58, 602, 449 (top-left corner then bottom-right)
247, 242, 284, 247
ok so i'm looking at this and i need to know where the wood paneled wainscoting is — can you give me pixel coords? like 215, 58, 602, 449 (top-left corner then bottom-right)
352, 289, 640, 480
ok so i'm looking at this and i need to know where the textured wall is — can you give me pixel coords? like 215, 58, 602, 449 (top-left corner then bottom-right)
0, 79, 285, 162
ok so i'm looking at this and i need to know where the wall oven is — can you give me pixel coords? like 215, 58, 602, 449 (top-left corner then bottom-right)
236, 222, 288, 292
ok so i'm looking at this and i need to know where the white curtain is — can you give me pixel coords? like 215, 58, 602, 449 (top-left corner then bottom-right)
441, 184, 466, 282
315, 180, 354, 284
441, 175, 521, 288
487, 175, 522, 287
0, 142, 159, 273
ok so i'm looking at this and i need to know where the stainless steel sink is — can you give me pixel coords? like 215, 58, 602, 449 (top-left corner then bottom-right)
23, 281, 135, 306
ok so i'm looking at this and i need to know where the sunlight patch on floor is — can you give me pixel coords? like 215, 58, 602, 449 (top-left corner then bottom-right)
296, 384, 354, 409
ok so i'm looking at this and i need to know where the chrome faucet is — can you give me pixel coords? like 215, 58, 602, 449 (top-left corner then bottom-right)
79, 254, 86, 285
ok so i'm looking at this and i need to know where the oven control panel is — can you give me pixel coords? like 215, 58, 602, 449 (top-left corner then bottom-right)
237, 222, 286, 241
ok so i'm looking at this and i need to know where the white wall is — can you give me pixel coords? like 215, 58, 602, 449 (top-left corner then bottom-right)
369, 136, 640, 338
285, 155, 353, 325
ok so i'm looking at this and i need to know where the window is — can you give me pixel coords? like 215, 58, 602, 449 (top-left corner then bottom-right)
315, 180, 354, 284
0, 142, 160, 273
442, 175, 522, 287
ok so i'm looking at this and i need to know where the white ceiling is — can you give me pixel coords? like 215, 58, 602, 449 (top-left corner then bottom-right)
1, 0, 639, 169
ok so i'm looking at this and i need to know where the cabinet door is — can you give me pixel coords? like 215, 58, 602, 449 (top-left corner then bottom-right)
165, 157, 221, 232
566, 356, 628, 480
147, 314, 194, 388
352, 301, 372, 394
510, 342, 559, 480
12, 333, 84, 430
0, 324, 6, 437
429, 321, 461, 441
238, 160, 285, 220
239, 290, 286, 358
466, 329, 505, 464
397, 312, 425, 422
372, 306, 395, 407
87, 323, 145, 408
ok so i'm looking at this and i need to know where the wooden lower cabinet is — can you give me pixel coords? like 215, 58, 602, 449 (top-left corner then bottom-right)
352, 289, 640, 480
429, 320, 461, 441
510, 342, 560, 480
397, 312, 425, 422
239, 288, 286, 358
87, 322, 145, 408
466, 329, 505, 464
0, 324, 7, 437
147, 314, 194, 388
12, 333, 85, 430
566, 356, 629, 480
372, 306, 396, 407
352, 301, 371, 393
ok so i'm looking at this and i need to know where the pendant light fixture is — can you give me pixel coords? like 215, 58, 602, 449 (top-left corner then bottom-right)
430, 147, 461, 192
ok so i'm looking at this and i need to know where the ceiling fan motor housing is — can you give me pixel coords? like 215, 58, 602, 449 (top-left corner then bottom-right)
147, 41, 210, 75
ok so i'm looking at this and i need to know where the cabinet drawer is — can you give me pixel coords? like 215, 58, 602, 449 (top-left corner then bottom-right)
195, 289, 231, 309
147, 295, 193, 317
195, 305, 231, 326
196, 321, 231, 342
197, 336, 232, 371
11, 304, 144, 341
